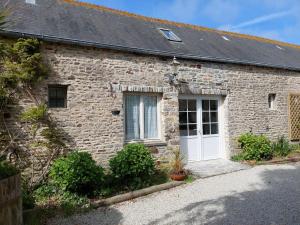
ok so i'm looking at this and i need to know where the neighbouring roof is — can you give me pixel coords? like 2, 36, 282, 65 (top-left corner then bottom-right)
2, 0, 300, 71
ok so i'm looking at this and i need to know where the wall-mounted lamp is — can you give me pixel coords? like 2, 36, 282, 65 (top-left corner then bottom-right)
168, 56, 180, 85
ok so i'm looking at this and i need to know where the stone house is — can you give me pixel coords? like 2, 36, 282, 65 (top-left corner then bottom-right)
2, 0, 300, 166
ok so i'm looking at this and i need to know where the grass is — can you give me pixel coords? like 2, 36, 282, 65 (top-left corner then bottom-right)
184, 175, 196, 183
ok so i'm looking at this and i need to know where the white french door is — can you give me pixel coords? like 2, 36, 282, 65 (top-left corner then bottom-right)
179, 96, 221, 161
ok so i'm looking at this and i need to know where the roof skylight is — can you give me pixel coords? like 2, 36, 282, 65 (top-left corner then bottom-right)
158, 28, 182, 42
222, 36, 230, 41
25, 0, 36, 4
276, 45, 284, 50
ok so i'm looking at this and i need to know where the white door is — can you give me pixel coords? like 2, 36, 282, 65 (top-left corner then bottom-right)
179, 96, 221, 161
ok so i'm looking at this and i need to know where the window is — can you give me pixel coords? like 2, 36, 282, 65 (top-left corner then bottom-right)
25, 0, 36, 4
179, 99, 197, 136
125, 94, 160, 141
268, 94, 276, 110
158, 28, 182, 42
48, 85, 68, 108
202, 100, 219, 135
222, 36, 230, 41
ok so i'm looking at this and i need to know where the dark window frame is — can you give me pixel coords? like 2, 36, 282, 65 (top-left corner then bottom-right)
48, 85, 68, 108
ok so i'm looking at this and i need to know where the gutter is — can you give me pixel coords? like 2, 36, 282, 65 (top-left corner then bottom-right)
1, 29, 300, 72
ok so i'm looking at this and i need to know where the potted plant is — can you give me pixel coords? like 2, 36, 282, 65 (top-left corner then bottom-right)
169, 147, 187, 181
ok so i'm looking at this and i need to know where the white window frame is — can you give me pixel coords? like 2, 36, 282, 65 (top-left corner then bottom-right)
124, 93, 161, 141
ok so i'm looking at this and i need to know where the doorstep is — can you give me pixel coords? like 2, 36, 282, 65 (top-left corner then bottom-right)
185, 159, 251, 178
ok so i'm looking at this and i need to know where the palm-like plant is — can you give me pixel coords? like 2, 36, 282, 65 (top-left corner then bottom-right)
169, 147, 185, 175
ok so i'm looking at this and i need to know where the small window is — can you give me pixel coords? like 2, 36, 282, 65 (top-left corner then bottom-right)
125, 94, 160, 141
222, 36, 230, 41
158, 28, 182, 42
276, 45, 284, 50
268, 94, 276, 110
25, 0, 36, 5
48, 85, 68, 108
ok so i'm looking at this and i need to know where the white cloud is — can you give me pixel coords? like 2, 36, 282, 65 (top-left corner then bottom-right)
219, 9, 294, 31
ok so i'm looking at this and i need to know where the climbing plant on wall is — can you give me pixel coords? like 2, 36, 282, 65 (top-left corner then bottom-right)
0, 37, 67, 188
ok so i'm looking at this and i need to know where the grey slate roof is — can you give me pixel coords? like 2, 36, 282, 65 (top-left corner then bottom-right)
2, 0, 300, 71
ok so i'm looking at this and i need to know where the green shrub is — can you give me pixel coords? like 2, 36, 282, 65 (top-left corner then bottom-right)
272, 136, 294, 157
0, 160, 18, 180
22, 184, 36, 210
20, 104, 47, 123
109, 143, 155, 190
32, 183, 90, 220
236, 133, 273, 161
49, 151, 104, 196
34, 183, 57, 203
58, 191, 90, 213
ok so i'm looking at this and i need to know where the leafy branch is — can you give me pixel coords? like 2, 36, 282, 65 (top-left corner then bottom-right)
0, 38, 67, 188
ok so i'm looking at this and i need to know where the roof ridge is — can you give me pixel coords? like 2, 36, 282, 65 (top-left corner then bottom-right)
61, 0, 300, 51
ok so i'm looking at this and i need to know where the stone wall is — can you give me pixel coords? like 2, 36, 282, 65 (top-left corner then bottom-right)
14, 42, 300, 166
0, 174, 22, 225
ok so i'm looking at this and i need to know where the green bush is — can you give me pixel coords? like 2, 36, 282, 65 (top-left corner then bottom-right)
34, 183, 57, 203
109, 143, 155, 190
236, 133, 273, 161
0, 160, 18, 180
22, 184, 36, 210
49, 151, 104, 196
272, 136, 294, 157
34, 183, 89, 209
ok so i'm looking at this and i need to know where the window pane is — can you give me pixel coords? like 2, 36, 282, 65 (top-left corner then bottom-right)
211, 123, 219, 134
179, 99, 187, 111
48, 99, 57, 108
179, 124, 188, 136
189, 124, 197, 136
202, 112, 210, 123
163, 30, 172, 39
210, 100, 218, 111
49, 88, 57, 97
125, 95, 140, 140
188, 112, 197, 123
56, 98, 65, 108
179, 112, 187, 124
203, 124, 210, 135
144, 96, 158, 139
188, 100, 197, 111
211, 112, 218, 123
202, 100, 209, 111
56, 88, 65, 98
48, 86, 67, 108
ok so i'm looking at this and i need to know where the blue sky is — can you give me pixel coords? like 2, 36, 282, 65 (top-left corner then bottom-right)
81, 0, 300, 45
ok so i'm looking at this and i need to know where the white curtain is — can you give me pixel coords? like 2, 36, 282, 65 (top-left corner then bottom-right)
125, 96, 140, 140
144, 96, 158, 139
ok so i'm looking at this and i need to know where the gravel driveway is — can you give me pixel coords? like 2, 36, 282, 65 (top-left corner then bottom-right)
48, 162, 300, 225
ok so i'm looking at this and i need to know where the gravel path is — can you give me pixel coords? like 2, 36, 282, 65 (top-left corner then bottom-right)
48, 162, 300, 225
